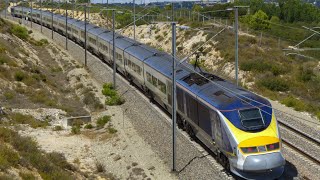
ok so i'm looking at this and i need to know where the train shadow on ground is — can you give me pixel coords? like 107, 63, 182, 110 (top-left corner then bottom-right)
280, 160, 298, 180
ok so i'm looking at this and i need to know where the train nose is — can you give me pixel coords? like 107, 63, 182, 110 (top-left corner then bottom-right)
243, 152, 285, 171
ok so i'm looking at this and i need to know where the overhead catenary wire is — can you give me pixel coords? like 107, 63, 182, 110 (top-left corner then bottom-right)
35, 3, 320, 126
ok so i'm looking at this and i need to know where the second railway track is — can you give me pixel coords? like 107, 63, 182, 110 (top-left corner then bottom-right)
278, 120, 320, 166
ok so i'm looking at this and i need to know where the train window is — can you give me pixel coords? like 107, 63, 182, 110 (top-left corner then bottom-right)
116, 53, 122, 62
239, 108, 265, 130
81, 31, 85, 38
146, 72, 152, 83
185, 93, 198, 124
152, 76, 158, 86
158, 80, 166, 94
177, 87, 184, 113
198, 103, 211, 135
137, 66, 142, 75
128, 60, 132, 68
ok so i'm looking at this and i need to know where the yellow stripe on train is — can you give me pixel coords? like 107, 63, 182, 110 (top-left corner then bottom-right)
224, 112, 279, 144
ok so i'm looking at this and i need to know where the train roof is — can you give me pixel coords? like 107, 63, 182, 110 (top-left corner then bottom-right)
124, 44, 156, 61
145, 53, 173, 78
88, 26, 105, 36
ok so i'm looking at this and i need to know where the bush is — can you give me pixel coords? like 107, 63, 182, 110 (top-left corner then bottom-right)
105, 95, 125, 106
317, 112, 320, 120
0, 144, 20, 170
10, 113, 49, 128
0, 128, 74, 179
10, 25, 29, 40
14, 71, 26, 81
258, 77, 290, 92
108, 127, 117, 134
101, 87, 117, 97
102, 83, 125, 106
96, 115, 111, 129
0, 55, 9, 65
19, 172, 35, 180
71, 126, 81, 134
281, 96, 306, 111
84, 124, 94, 129
46, 152, 75, 171
4, 92, 15, 100
53, 126, 63, 131
298, 68, 315, 82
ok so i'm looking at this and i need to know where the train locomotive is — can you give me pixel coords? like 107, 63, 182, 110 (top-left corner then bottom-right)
10, 6, 286, 179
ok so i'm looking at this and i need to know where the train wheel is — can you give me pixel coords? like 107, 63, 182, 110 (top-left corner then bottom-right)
219, 153, 230, 172
186, 123, 195, 141
176, 115, 184, 130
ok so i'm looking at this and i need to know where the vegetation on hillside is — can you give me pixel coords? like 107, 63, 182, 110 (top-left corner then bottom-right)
102, 83, 125, 106
0, 126, 78, 179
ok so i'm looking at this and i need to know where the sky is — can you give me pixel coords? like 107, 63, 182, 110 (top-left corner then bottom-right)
91, 0, 198, 4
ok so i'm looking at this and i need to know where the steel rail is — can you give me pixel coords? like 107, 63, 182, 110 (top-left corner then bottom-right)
282, 138, 320, 165
278, 120, 320, 145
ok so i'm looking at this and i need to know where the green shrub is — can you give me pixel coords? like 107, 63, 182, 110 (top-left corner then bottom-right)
10, 25, 29, 40
102, 83, 125, 106
14, 71, 26, 81
0, 144, 20, 170
108, 127, 117, 134
96, 115, 111, 128
0, 55, 9, 65
19, 172, 36, 180
4, 92, 15, 100
316, 112, 320, 120
258, 77, 290, 92
281, 96, 306, 111
53, 126, 63, 131
71, 126, 81, 134
105, 95, 125, 106
298, 68, 315, 82
84, 124, 94, 129
101, 87, 117, 97
0, 128, 74, 179
0, 45, 6, 53
10, 113, 49, 128
46, 152, 75, 171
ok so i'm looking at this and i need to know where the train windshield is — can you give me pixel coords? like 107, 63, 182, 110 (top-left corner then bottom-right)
239, 108, 265, 130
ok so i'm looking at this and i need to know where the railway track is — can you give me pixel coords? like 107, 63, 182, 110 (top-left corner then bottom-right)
278, 120, 320, 166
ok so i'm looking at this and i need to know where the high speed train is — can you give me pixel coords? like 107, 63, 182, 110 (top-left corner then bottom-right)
10, 6, 285, 179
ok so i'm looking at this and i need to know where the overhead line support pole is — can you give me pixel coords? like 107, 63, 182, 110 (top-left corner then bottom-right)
133, 0, 136, 40
85, 5, 87, 67
40, 0, 42, 33
65, 0, 68, 50
234, 7, 238, 86
51, 0, 53, 39
31, 0, 32, 28
5, 0, 7, 18
112, 9, 116, 88
171, 22, 177, 172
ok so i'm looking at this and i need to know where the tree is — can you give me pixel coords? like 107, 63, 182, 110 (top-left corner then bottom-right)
249, 10, 270, 30
270, 16, 280, 24
192, 4, 202, 12
164, 4, 172, 11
